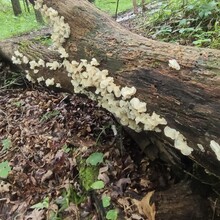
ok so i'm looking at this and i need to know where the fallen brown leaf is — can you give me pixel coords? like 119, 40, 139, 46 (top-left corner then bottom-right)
132, 191, 156, 220
25, 209, 45, 220
41, 170, 53, 183
0, 181, 11, 193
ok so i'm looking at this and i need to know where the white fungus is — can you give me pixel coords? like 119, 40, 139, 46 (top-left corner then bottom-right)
12, 56, 22, 65
210, 140, 220, 161
14, 50, 23, 57
38, 59, 45, 67
121, 86, 136, 99
56, 83, 61, 88
58, 47, 69, 58
168, 59, 181, 70
90, 58, 99, 66
37, 76, 45, 82
130, 97, 147, 113
100, 77, 114, 89
26, 72, 35, 83
22, 56, 29, 64
164, 126, 193, 156
45, 78, 55, 86
33, 69, 39, 74
197, 144, 205, 152
29, 60, 39, 70
46, 61, 61, 70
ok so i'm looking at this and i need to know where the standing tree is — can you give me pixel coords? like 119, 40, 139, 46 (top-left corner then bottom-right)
132, 0, 146, 13
29, 0, 44, 24
33, 8, 44, 24
11, 0, 22, 16
23, 0, 31, 13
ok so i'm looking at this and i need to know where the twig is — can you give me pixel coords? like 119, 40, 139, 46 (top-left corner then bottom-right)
115, 0, 120, 20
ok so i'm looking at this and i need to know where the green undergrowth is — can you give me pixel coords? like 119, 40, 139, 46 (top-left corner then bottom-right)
0, 0, 43, 40
28, 150, 117, 219
1, 0, 219, 49
95, 0, 134, 15
0, 0, 137, 40
78, 158, 99, 191
141, 0, 220, 49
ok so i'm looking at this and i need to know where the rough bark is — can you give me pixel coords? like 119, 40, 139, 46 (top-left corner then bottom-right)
153, 182, 211, 220
11, 0, 22, 16
0, 0, 220, 181
34, 9, 44, 24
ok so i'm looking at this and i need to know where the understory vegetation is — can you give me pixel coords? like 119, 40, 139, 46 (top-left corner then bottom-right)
0, 73, 160, 219
0, 0, 43, 40
95, 0, 134, 15
138, 0, 220, 48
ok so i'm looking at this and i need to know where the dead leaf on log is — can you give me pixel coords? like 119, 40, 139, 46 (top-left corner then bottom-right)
133, 191, 156, 220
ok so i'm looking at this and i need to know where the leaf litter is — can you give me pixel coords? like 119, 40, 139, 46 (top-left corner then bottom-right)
0, 71, 167, 219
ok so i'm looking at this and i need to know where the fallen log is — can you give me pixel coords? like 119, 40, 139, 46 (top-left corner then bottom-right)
153, 182, 211, 220
0, 0, 220, 182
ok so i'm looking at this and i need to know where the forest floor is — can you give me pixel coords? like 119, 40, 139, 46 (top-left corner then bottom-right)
0, 6, 219, 220
0, 60, 173, 220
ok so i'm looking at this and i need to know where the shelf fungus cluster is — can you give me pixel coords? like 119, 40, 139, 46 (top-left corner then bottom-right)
164, 126, 193, 156
11, 0, 220, 161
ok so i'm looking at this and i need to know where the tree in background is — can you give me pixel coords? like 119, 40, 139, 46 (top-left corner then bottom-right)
23, 0, 31, 13
11, 0, 22, 16
10, 0, 44, 24
26, 0, 44, 24
133, 0, 146, 14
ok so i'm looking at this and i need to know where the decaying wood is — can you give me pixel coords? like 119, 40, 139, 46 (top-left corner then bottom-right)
153, 182, 211, 220
0, 0, 220, 181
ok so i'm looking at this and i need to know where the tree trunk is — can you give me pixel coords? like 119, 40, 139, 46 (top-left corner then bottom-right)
23, 0, 30, 13
142, 0, 146, 12
0, 0, 220, 182
11, 0, 22, 16
132, 0, 138, 14
34, 8, 44, 24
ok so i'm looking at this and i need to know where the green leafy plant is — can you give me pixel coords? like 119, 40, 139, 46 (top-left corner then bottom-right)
62, 144, 71, 153
86, 152, 104, 166
90, 180, 105, 190
106, 209, 118, 220
1, 138, 12, 152
79, 160, 99, 191
0, 161, 11, 179
102, 195, 111, 208
40, 110, 60, 122
13, 101, 24, 107
0, 71, 24, 89
79, 152, 104, 191
30, 197, 49, 209
141, 0, 220, 48
56, 185, 85, 209
47, 185, 86, 219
